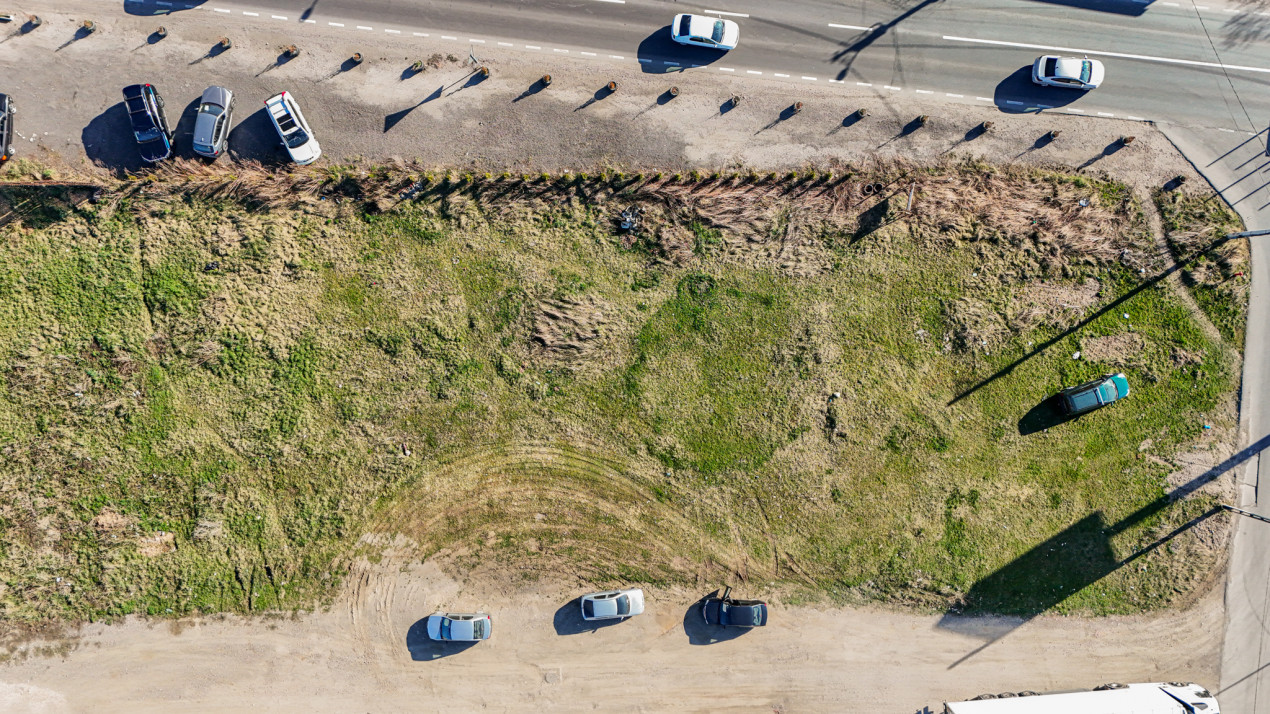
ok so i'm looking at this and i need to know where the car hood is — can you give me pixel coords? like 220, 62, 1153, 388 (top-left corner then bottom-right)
201, 85, 232, 108
1110, 373, 1129, 398
425, 616, 443, 639
1086, 59, 1106, 86
720, 19, 740, 47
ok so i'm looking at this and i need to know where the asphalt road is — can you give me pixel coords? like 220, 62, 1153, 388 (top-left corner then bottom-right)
126, 0, 1270, 128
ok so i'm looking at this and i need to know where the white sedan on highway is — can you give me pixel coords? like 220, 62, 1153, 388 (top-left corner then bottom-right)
671, 14, 740, 51
1032, 55, 1105, 90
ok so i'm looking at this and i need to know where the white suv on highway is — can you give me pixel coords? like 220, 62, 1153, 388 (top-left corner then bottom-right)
264, 91, 321, 165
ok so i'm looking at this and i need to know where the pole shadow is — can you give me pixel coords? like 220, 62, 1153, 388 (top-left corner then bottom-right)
755, 104, 802, 134
55, 24, 96, 51
877, 116, 928, 148
1077, 139, 1128, 170
635, 26, 726, 73
256, 48, 298, 77
574, 84, 616, 112
384, 86, 442, 132
405, 618, 479, 661
513, 77, 549, 102
446, 70, 488, 97
947, 232, 1234, 406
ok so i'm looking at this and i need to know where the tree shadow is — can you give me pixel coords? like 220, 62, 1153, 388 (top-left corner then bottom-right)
82, 102, 147, 175
947, 232, 1234, 406
1077, 139, 1127, 169
635, 26, 726, 74
994, 66, 1082, 114
405, 618, 478, 661
819, 0, 944, 80
1016, 395, 1080, 435
1223, 9, 1270, 49
226, 107, 289, 165
937, 435, 1270, 668
125, 0, 208, 16
1026, 0, 1149, 15
384, 86, 442, 132
552, 598, 627, 635
574, 84, 617, 112
682, 592, 753, 645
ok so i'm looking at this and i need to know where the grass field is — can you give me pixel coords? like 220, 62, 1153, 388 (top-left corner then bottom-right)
0, 162, 1244, 624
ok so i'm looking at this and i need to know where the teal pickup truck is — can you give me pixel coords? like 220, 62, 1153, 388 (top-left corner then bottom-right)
1058, 373, 1130, 415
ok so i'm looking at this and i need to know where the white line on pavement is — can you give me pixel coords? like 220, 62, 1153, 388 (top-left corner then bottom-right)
441, 35, 457, 39
976, 96, 992, 101
470, 38, 485, 42
719, 67, 735, 71
214, 8, 230, 13
828, 79, 843, 83
594, 0, 626, 3
304, 19, 316, 23
915, 89, 933, 94
553, 48, 568, 52
328, 22, 344, 26
828, 23, 872, 30
775, 73, 790, 77
1067, 108, 1086, 112
413, 32, 428, 36
748, 70, 762, 74
705, 10, 750, 17
610, 55, 624, 59
944, 34, 1270, 74
1097, 111, 1115, 116
385, 29, 400, 33
1128, 115, 1145, 120
884, 85, 902, 90
271, 14, 287, 19
527, 45, 542, 49
581, 51, 596, 56
802, 76, 818, 80
946, 93, 963, 97
357, 25, 372, 30
242, 11, 258, 16
857, 81, 871, 86
498, 42, 513, 46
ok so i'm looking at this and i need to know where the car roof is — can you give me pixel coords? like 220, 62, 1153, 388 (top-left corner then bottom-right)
1053, 57, 1087, 80
684, 14, 720, 37
200, 86, 231, 107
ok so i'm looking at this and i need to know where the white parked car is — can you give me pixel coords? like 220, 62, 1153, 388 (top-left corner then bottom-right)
425, 612, 492, 641
670, 14, 740, 51
1032, 55, 1105, 90
580, 588, 645, 621
264, 91, 321, 165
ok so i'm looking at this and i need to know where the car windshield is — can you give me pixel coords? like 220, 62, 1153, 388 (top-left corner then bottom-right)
1044, 58, 1057, 76
199, 103, 224, 117
678, 16, 691, 36
440, 619, 452, 639
472, 620, 486, 639
135, 127, 164, 143
616, 595, 630, 615
582, 600, 595, 618
1080, 60, 1092, 83
1098, 380, 1119, 401
712, 19, 725, 42
283, 124, 310, 149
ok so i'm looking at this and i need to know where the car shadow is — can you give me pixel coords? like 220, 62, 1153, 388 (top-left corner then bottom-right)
1027, 0, 1149, 15
682, 593, 751, 645
635, 26, 727, 74
227, 106, 288, 165
1017, 394, 1081, 435
125, 0, 208, 15
553, 598, 626, 635
170, 97, 202, 160
82, 102, 148, 175
994, 66, 1081, 114
405, 618, 478, 661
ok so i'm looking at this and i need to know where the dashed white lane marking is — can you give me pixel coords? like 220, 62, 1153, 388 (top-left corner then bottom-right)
857, 81, 872, 86
976, 96, 992, 101
915, 89, 933, 94
1127, 115, 1145, 120
581, 51, 596, 55
527, 45, 542, 49
553, 48, 569, 52
271, 14, 287, 19
828, 79, 843, 83
1218, 127, 1236, 132
802, 76, 818, 80
719, 67, 735, 71
441, 35, 457, 39
884, 85, 902, 90
1097, 111, 1115, 116
304, 19, 316, 23
469, 38, 485, 42
413, 31, 427, 36
328, 21, 344, 26
357, 25, 373, 30
828, 23, 873, 30
1067, 108, 1085, 112
610, 55, 624, 59
385, 29, 400, 33
705, 9, 750, 17
498, 42, 513, 46
946, 93, 963, 97
214, 7, 231, 12
748, 70, 763, 74
594, 0, 626, 3
775, 73, 790, 77
242, 11, 258, 16
944, 34, 1270, 74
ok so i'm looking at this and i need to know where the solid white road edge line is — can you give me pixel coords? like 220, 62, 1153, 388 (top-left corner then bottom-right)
944, 35, 1270, 74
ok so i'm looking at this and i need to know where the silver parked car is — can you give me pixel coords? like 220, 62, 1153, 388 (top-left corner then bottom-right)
580, 588, 645, 621
425, 612, 492, 641
192, 86, 234, 159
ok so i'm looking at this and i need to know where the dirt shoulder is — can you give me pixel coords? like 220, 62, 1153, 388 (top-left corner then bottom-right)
0, 558, 1224, 714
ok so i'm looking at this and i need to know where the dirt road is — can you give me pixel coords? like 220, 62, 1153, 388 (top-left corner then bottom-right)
0, 553, 1223, 714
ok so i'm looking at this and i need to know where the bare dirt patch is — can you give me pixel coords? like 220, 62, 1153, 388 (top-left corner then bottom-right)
1081, 332, 1145, 366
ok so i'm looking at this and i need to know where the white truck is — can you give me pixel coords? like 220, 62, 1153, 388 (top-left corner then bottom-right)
944, 682, 1219, 713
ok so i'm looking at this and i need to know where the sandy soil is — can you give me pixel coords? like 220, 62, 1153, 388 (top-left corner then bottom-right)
0, 553, 1224, 714
0, 4, 1237, 712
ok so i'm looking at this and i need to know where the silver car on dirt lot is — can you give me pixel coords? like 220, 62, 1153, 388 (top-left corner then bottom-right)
192, 86, 234, 159
580, 588, 645, 621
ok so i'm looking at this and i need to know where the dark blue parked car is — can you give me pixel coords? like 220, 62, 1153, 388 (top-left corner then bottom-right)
122, 84, 172, 163
702, 586, 768, 628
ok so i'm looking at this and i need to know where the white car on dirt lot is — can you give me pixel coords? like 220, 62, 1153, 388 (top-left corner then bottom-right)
264, 91, 321, 165
425, 612, 492, 641
1031, 55, 1105, 90
580, 588, 645, 621
671, 14, 740, 51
